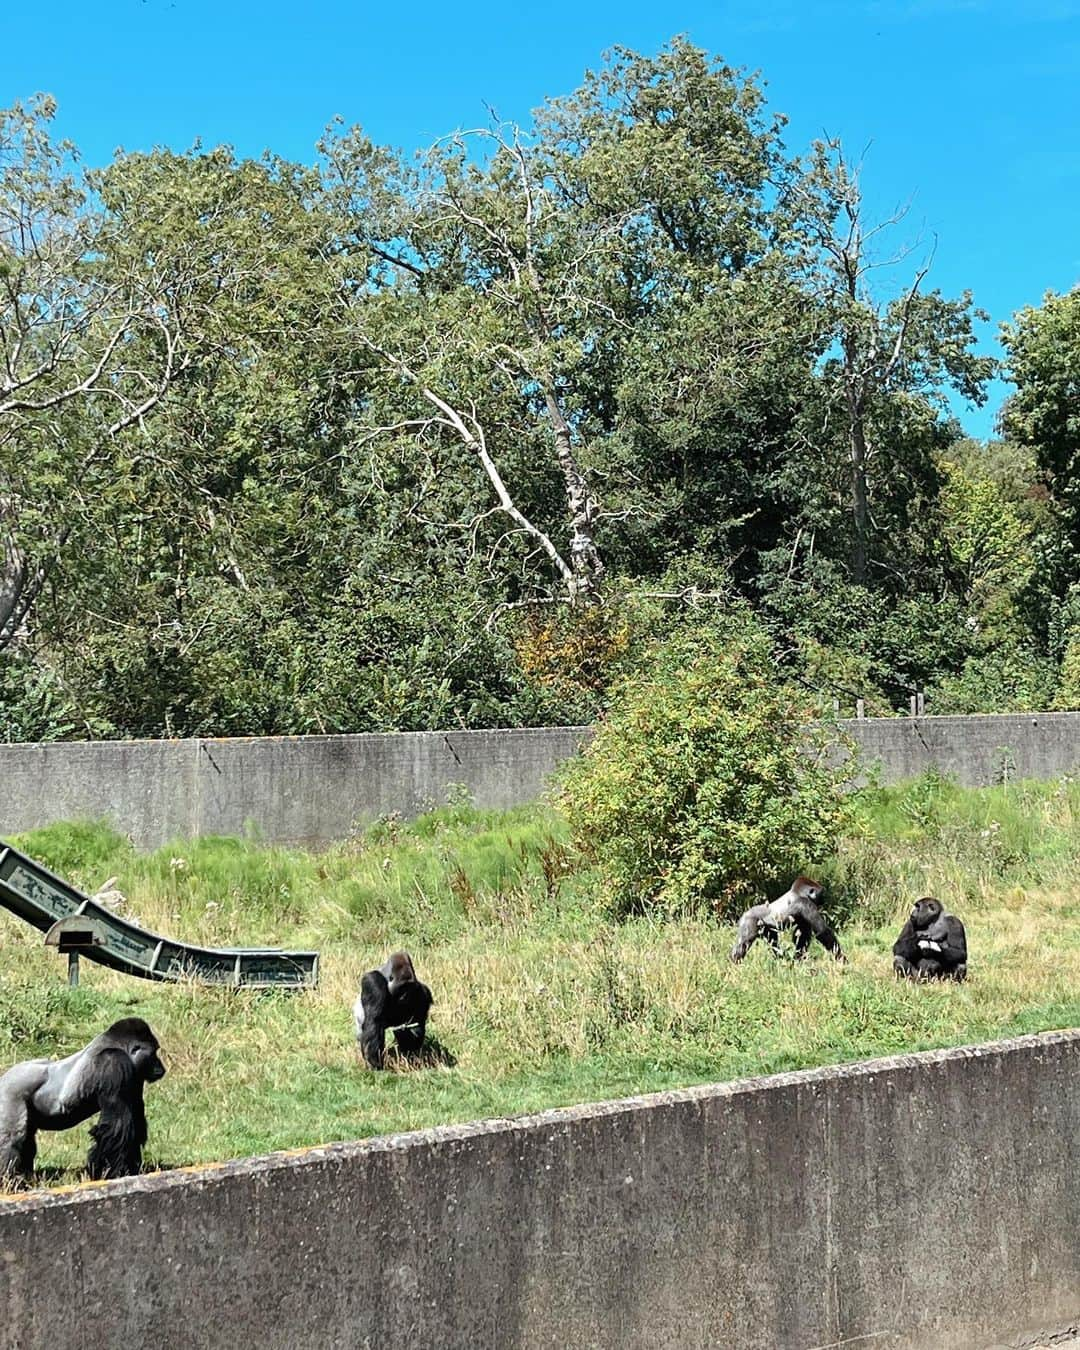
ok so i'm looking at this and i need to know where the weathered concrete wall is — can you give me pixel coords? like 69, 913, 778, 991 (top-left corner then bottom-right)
0, 726, 591, 848
844, 711, 1080, 787
3, 713, 1080, 849
1, 1030, 1077, 1350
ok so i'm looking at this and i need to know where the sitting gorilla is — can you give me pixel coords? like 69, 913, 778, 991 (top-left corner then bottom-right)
353, 951, 433, 1070
731, 875, 845, 963
0, 1018, 166, 1184
893, 897, 967, 981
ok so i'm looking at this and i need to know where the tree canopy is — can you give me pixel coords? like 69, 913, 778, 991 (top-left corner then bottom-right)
0, 42, 1074, 740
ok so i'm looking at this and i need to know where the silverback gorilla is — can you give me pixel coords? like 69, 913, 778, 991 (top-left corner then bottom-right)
353, 951, 433, 1069
731, 875, 845, 963
0, 1018, 166, 1183
893, 897, 968, 981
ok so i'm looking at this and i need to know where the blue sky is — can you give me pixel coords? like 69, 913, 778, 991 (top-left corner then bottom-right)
4, 0, 1079, 438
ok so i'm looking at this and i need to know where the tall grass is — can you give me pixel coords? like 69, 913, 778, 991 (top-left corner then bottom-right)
1, 776, 1078, 1193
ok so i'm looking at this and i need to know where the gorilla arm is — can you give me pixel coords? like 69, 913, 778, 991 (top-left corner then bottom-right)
355, 969, 392, 1069
919, 913, 968, 971
789, 896, 845, 960
892, 917, 922, 970
86, 1047, 146, 1181
0, 1061, 49, 1179
389, 980, 433, 1054
730, 903, 775, 962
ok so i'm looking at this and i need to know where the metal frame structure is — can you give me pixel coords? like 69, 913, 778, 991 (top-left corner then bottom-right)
0, 842, 318, 989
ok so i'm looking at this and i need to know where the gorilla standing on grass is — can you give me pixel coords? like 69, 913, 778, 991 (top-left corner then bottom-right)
893, 897, 968, 981
731, 875, 845, 963
354, 952, 433, 1069
0, 1018, 166, 1184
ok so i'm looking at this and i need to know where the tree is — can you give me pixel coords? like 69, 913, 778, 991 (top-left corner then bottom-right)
1001, 287, 1080, 552
0, 98, 195, 649
327, 40, 812, 609
937, 445, 1037, 636
323, 119, 613, 605
794, 142, 995, 586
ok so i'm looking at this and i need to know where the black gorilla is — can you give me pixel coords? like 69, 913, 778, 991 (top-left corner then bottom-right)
893, 897, 968, 981
731, 875, 845, 963
353, 951, 433, 1070
0, 1017, 166, 1184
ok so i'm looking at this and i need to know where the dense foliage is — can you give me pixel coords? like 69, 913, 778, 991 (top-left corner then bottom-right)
1, 43, 1077, 739
558, 612, 853, 918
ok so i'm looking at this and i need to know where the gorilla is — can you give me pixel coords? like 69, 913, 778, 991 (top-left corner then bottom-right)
731, 875, 845, 963
353, 951, 433, 1070
0, 1018, 166, 1184
893, 897, 968, 981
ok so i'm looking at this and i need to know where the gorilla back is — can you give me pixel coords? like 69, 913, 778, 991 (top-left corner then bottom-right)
731, 876, 845, 963
0, 1017, 165, 1183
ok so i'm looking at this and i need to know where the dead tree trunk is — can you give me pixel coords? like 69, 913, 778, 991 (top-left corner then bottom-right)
542, 389, 603, 602
842, 336, 869, 587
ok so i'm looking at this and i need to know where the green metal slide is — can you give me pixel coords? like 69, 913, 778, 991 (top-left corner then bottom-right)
0, 841, 318, 989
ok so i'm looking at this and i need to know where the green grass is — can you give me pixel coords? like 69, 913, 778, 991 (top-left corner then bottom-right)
2, 775, 1079, 1193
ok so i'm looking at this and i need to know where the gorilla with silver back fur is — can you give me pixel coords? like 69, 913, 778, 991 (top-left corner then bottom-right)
731, 875, 845, 963
354, 951, 433, 1070
0, 1017, 165, 1184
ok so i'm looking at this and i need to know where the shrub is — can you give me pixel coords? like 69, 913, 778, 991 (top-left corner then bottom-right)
1052, 625, 1080, 710
929, 643, 1057, 714
557, 610, 854, 920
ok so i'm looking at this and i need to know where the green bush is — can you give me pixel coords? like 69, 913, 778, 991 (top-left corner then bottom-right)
557, 611, 854, 920
929, 642, 1057, 714
1052, 625, 1080, 710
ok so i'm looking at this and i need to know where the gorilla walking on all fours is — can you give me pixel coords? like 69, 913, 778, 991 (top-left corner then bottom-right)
893, 897, 968, 981
731, 875, 845, 963
0, 1018, 166, 1185
354, 951, 433, 1070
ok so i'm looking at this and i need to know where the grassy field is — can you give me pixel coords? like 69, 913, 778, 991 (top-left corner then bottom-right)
1, 773, 1079, 1191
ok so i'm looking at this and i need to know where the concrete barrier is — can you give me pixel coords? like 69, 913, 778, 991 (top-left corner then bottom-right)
845, 711, 1080, 788
1, 1029, 1078, 1349
3, 713, 1080, 849
0, 726, 591, 848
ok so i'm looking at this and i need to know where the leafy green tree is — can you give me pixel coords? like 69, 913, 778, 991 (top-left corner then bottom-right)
1052, 625, 1080, 710
329, 40, 821, 609
930, 645, 1057, 715
1001, 287, 1080, 553
792, 142, 995, 586
0, 98, 199, 650
938, 454, 1035, 635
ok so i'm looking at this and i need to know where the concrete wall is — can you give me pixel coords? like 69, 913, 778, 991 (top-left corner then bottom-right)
3, 713, 1080, 849
0, 726, 591, 848
844, 711, 1080, 787
1, 1029, 1077, 1350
